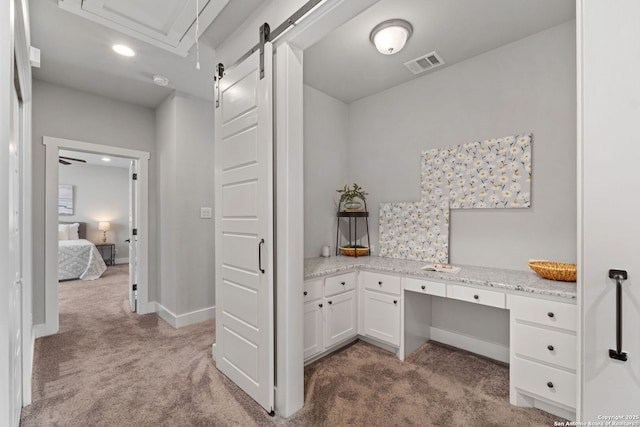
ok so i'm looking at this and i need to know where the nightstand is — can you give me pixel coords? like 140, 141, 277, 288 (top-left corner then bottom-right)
95, 243, 115, 266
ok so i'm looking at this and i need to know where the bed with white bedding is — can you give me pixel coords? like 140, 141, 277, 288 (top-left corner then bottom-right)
59, 222, 107, 281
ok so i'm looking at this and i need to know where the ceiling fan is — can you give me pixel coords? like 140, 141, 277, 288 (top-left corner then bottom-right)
59, 155, 87, 166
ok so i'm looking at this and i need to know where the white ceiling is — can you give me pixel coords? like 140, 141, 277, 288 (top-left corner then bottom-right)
304, 0, 576, 103
29, 0, 266, 108
60, 149, 131, 168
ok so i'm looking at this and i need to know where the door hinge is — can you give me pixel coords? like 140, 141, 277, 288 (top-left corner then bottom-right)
132, 228, 138, 236
132, 173, 137, 180
259, 23, 270, 80
132, 284, 137, 291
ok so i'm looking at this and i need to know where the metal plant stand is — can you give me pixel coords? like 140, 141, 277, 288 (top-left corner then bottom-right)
335, 200, 371, 257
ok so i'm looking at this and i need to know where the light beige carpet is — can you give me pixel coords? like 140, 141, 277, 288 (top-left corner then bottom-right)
21, 265, 562, 426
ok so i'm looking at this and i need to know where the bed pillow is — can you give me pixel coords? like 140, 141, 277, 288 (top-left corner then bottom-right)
58, 224, 69, 240
67, 223, 80, 240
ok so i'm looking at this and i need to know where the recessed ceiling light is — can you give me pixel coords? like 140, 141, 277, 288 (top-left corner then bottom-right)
101, 157, 112, 162
112, 44, 135, 57
152, 75, 170, 86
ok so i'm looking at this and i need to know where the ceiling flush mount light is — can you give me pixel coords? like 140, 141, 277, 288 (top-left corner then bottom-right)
152, 74, 170, 87
101, 157, 111, 162
370, 19, 413, 55
112, 44, 135, 57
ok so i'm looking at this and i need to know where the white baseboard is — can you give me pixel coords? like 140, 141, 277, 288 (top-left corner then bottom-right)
212, 343, 216, 361
33, 322, 57, 338
114, 257, 129, 265
430, 327, 509, 363
156, 303, 215, 329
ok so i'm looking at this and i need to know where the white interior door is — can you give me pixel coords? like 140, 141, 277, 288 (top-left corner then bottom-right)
128, 160, 138, 312
579, 0, 640, 419
8, 78, 23, 427
214, 44, 275, 413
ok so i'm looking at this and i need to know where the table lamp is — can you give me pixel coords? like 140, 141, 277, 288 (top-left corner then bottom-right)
98, 221, 110, 243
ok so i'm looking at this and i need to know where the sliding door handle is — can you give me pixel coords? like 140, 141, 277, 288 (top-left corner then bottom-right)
609, 269, 629, 361
258, 239, 265, 274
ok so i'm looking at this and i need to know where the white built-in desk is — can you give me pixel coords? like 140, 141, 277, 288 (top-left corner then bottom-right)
304, 256, 577, 420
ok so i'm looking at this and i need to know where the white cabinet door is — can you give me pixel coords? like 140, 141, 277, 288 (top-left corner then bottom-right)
324, 290, 357, 348
363, 289, 400, 347
214, 44, 274, 413
303, 300, 324, 360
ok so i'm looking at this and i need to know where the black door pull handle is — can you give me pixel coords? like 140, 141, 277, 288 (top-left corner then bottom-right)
258, 239, 265, 274
609, 269, 629, 362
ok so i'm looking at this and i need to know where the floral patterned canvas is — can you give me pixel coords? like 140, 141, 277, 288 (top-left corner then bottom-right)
422, 134, 532, 208
379, 133, 532, 262
379, 201, 449, 262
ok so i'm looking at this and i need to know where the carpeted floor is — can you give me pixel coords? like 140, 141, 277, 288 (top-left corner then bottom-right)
21, 265, 561, 426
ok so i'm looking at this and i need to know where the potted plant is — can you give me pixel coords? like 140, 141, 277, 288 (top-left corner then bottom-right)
337, 183, 368, 211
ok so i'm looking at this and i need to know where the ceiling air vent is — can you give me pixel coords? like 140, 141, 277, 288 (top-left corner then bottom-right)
404, 51, 445, 75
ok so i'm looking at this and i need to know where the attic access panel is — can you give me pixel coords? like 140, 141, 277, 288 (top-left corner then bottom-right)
58, 0, 229, 56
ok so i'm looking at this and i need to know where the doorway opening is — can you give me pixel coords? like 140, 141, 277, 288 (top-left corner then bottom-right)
57, 149, 139, 313
42, 136, 151, 337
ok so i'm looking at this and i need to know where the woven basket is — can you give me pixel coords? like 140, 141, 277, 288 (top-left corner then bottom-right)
528, 260, 577, 282
340, 246, 369, 257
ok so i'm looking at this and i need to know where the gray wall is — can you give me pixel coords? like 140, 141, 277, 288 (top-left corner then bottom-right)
58, 163, 129, 260
32, 79, 158, 323
303, 85, 349, 257
157, 93, 215, 316
157, 94, 177, 313
347, 21, 577, 272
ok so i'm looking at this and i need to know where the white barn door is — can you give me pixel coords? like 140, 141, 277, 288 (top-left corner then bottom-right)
578, 0, 640, 419
214, 44, 275, 413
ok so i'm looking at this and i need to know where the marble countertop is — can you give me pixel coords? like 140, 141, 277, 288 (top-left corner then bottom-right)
304, 256, 577, 300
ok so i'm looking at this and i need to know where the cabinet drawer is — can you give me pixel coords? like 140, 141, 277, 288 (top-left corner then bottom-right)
509, 295, 576, 331
361, 271, 401, 295
512, 356, 576, 409
324, 272, 356, 297
512, 323, 576, 370
447, 284, 506, 309
304, 279, 323, 303
403, 277, 446, 297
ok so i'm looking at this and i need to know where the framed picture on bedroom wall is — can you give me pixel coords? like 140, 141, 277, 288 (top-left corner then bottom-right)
59, 184, 74, 215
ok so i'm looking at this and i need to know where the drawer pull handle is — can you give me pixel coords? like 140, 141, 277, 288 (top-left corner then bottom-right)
341, 281, 346, 285
393, 300, 397, 305
547, 345, 554, 351
547, 381, 554, 389
473, 294, 479, 300
378, 281, 383, 285
421, 285, 426, 290
319, 303, 323, 308
328, 301, 333, 305
547, 312, 555, 318
303, 291, 308, 296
